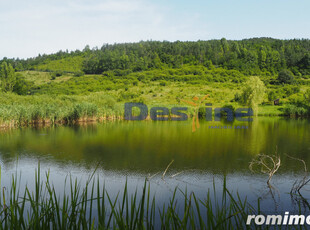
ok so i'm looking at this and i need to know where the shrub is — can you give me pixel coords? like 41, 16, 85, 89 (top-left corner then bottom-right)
221, 104, 235, 116
283, 104, 309, 117
74, 71, 85, 77
277, 69, 295, 84
55, 71, 63, 77
233, 93, 242, 102
50, 73, 56, 80
13, 74, 34, 95
268, 90, 278, 102
304, 89, 310, 104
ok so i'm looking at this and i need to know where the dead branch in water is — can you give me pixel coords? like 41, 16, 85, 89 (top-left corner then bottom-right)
147, 160, 178, 181
286, 154, 310, 195
170, 171, 184, 178
147, 171, 160, 181
285, 154, 310, 210
249, 151, 281, 186
162, 160, 174, 180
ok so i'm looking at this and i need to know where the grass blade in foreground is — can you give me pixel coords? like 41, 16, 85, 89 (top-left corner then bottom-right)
0, 168, 266, 229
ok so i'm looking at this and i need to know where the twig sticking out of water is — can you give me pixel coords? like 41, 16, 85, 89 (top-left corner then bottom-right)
170, 171, 184, 178
286, 154, 310, 195
147, 171, 160, 181
249, 152, 281, 186
162, 160, 174, 180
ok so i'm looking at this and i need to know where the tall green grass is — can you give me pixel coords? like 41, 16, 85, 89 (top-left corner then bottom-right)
0, 93, 123, 127
0, 166, 262, 229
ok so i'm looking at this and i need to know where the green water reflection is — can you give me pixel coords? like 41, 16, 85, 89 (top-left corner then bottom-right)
0, 117, 310, 175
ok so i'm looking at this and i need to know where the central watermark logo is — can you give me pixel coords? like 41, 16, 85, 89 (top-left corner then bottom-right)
124, 96, 253, 132
182, 95, 209, 132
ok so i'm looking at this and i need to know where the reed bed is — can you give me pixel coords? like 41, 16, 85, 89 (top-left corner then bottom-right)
0, 93, 123, 127
0, 164, 269, 230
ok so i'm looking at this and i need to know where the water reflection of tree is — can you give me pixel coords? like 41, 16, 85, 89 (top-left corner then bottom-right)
261, 184, 280, 213
245, 118, 274, 156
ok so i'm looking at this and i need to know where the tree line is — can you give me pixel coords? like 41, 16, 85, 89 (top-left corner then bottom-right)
1, 38, 310, 76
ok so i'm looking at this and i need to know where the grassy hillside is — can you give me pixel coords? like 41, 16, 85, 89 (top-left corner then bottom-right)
20, 71, 73, 85
3, 65, 305, 127
0, 38, 310, 127
34, 56, 83, 73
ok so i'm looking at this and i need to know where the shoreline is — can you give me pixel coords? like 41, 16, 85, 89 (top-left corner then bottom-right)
0, 115, 123, 130
1, 113, 308, 131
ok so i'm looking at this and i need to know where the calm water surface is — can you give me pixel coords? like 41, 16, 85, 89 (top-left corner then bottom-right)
1, 117, 310, 215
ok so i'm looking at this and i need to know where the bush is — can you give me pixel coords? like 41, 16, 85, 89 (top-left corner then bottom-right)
304, 89, 310, 104
74, 71, 85, 77
268, 90, 278, 102
13, 74, 34, 95
55, 71, 63, 77
283, 104, 309, 117
233, 93, 242, 102
221, 104, 235, 116
50, 73, 56, 80
277, 69, 295, 84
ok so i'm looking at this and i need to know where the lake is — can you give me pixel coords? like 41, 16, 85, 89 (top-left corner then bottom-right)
1, 117, 310, 217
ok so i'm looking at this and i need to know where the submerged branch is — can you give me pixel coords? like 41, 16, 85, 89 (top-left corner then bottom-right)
286, 154, 310, 195
249, 150, 281, 186
162, 160, 174, 180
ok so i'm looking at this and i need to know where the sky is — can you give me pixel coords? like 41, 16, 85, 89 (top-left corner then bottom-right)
0, 0, 310, 59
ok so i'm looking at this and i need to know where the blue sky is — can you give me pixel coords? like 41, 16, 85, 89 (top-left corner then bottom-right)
0, 0, 309, 59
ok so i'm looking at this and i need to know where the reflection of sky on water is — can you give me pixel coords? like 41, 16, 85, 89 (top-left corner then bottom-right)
0, 158, 309, 215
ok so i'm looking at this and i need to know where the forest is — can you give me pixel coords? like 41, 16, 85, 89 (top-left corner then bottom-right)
1, 38, 310, 76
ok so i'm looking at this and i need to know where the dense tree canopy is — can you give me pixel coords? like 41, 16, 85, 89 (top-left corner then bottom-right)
1, 38, 309, 76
